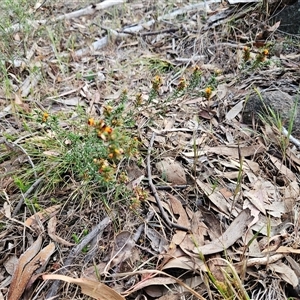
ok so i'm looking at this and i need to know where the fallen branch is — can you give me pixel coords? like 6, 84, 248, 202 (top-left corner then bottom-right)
147, 132, 190, 232
54, 0, 125, 21
73, 0, 220, 57
122, 27, 180, 37
45, 217, 111, 299
4, 0, 125, 34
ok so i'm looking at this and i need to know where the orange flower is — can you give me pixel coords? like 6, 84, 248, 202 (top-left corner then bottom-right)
103, 126, 113, 134
262, 49, 269, 56
192, 65, 202, 76
193, 65, 200, 71
97, 120, 113, 140
256, 48, 269, 62
111, 118, 122, 126
42, 112, 49, 122
98, 159, 110, 173
204, 86, 212, 99
88, 118, 95, 126
108, 147, 123, 159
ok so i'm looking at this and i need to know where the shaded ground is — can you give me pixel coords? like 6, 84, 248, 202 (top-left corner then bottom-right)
1, 0, 300, 299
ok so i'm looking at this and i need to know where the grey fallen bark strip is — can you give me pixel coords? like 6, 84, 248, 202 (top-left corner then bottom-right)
45, 217, 111, 299
54, 0, 125, 21
73, 0, 221, 57
5, 0, 124, 34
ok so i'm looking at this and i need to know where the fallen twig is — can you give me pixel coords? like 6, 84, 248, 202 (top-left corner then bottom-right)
12, 163, 58, 217
12, 178, 43, 217
155, 185, 189, 190
147, 132, 190, 232
122, 27, 180, 37
3, 138, 37, 179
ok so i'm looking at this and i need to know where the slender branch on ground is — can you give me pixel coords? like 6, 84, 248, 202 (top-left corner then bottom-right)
155, 184, 189, 190
147, 132, 190, 232
12, 163, 58, 217
45, 217, 111, 299
4, 139, 37, 179
12, 178, 43, 217
122, 27, 180, 37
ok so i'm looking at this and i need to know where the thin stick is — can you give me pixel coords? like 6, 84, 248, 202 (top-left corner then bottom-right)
12, 177, 43, 217
12, 163, 58, 217
4, 139, 37, 179
147, 132, 189, 232
122, 27, 180, 37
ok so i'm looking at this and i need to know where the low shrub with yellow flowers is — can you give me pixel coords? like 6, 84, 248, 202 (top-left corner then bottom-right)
27, 68, 221, 209
241, 46, 270, 70
40, 91, 140, 192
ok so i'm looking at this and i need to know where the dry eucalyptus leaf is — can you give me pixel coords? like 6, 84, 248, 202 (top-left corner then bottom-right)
244, 187, 267, 215
48, 216, 74, 247
283, 180, 299, 212
109, 231, 135, 269
226, 100, 244, 120
156, 157, 187, 185
192, 208, 253, 255
183, 144, 265, 159
146, 228, 168, 253
157, 293, 180, 300
126, 276, 177, 295
8, 236, 42, 300
286, 255, 300, 289
196, 180, 230, 214
268, 262, 298, 287
168, 194, 190, 244
9, 239, 55, 300
162, 256, 205, 271
43, 274, 125, 300
3, 256, 18, 275
168, 194, 187, 220
25, 205, 61, 228
24, 242, 56, 291
268, 154, 296, 182
243, 199, 260, 229
264, 201, 286, 218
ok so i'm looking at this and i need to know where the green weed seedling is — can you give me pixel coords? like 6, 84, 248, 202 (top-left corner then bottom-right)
24, 197, 41, 213
13, 176, 31, 193
72, 229, 89, 253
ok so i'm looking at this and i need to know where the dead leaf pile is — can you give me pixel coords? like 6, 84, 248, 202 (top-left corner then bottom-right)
1, 0, 300, 299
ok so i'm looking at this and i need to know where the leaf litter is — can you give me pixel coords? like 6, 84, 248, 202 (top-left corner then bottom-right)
0, 0, 300, 299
